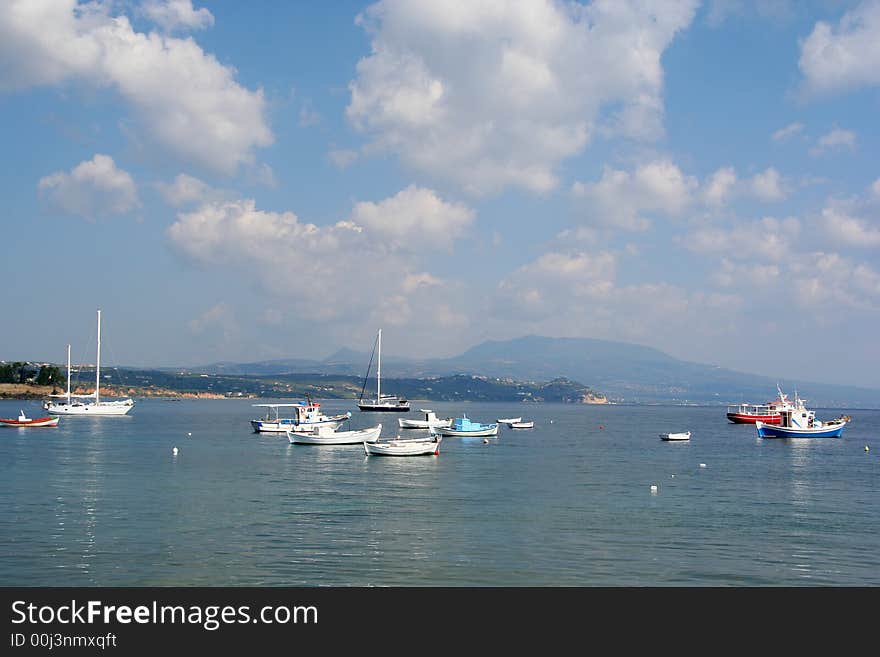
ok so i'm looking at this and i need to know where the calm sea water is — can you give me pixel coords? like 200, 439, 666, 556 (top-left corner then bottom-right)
1, 398, 877, 586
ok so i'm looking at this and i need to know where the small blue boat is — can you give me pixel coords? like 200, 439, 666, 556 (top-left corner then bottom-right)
434, 414, 498, 437
755, 391, 848, 438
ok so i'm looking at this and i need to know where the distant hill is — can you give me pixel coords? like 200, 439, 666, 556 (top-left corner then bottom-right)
190, 335, 879, 407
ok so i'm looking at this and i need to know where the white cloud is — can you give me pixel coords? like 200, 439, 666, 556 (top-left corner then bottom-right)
347, 0, 698, 195
572, 159, 697, 230
799, 0, 880, 96
0, 1, 272, 174
141, 0, 214, 33
188, 303, 237, 343
872, 178, 880, 197
685, 216, 801, 260
704, 166, 737, 206
38, 154, 139, 219
749, 167, 787, 201
349, 185, 474, 251
822, 205, 880, 247
771, 121, 804, 142
809, 128, 857, 156
328, 149, 359, 170
155, 173, 224, 207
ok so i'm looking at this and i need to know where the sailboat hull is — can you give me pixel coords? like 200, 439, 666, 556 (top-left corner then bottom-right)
46, 401, 133, 416
357, 402, 410, 412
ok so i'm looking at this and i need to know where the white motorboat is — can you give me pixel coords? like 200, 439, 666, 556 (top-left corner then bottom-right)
357, 329, 410, 412
508, 421, 534, 429
364, 435, 442, 456
660, 431, 691, 441
44, 310, 135, 416
398, 409, 452, 429
251, 400, 350, 433
288, 423, 382, 445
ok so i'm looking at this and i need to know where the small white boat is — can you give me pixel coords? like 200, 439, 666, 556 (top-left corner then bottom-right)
497, 417, 522, 424
398, 409, 452, 429
364, 435, 442, 456
0, 411, 59, 427
508, 421, 534, 429
434, 414, 498, 437
660, 431, 691, 441
288, 423, 381, 445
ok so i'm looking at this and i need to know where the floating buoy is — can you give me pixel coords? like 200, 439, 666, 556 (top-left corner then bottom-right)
671, 474, 675, 478
699, 463, 706, 468
599, 425, 604, 430
650, 485, 658, 493
866, 445, 870, 452
483, 438, 489, 444
172, 447, 179, 455
187, 432, 192, 437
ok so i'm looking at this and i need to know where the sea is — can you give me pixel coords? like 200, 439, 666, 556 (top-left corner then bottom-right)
1, 398, 878, 586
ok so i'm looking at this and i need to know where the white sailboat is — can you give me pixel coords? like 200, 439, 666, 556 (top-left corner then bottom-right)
357, 329, 410, 412
44, 310, 135, 416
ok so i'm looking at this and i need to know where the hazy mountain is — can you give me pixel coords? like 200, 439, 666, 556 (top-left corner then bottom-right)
191, 335, 879, 407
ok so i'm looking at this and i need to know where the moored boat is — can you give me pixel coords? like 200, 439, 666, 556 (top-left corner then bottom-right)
726, 386, 791, 424
0, 411, 59, 427
660, 431, 690, 441
497, 417, 522, 424
364, 435, 441, 456
288, 423, 381, 445
357, 329, 410, 412
251, 401, 350, 434
398, 409, 452, 429
434, 415, 498, 437
509, 421, 534, 429
755, 393, 848, 438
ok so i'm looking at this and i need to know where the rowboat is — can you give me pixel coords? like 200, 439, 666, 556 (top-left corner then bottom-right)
0, 411, 59, 427
660, 431, 691, 441
497, 417, 522, 424
399, 409, 452, 429
508, 421, 534, 429
287, 423, 381, 445
434, 415, 498, 437
364, 435, 441, 456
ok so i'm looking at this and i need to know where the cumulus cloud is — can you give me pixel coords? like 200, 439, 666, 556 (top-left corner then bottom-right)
704, 166, 737, 206
685, 216, 801, 260
38, 154, 139, 219
155, 173, 226, 207
167, 191, 472, 327
141, 0, 214, 33
347, 0, 698, 195
772, 121, 804, 142
799, 0, 880, 96
349, 185, 474, 250
572, 159, 697, 230
822, 204, 880, 247
0, 0, 272, 174
328, 149, 359, 169
809, 128, 857, 156
749, 167, 787, 201
703, 166, 788, 205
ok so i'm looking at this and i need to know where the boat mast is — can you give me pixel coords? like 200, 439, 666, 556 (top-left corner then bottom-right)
377, 328, 381, 402
66, 344, 71, 405
96, 309, 101, 405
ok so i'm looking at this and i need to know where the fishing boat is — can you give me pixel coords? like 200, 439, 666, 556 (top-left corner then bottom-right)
0, 411, 59, 427
44, 310, 135, 416
434, 414, 498, 437
287, 423, 381, 445
755, 392, 848, 438
497, 417, 522, 425
508, 421, 534, 429
398, 409, 452, 429
660, 431, 691, 441
251, 400, 350, 434
357, 329, 410, 412
364, 435, 441, 456
726, 386, 791, 424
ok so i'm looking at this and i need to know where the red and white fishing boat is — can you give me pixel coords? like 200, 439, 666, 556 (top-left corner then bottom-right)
0, 410, 60, 427
726, 386, 792, 424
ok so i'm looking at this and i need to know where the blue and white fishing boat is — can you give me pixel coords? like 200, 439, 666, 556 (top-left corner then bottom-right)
755, 392, 848, 438
251, 399, 351, 434
434, 414, 498, 437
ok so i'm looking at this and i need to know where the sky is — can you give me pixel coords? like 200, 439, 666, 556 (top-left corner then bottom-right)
0, 0, 878, 389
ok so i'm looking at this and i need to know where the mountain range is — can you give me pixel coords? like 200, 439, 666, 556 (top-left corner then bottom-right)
192, 335, 879, 408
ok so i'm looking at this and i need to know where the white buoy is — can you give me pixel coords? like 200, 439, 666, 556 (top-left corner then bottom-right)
671, 474, 676, 478
187, 432, 192, 437
483, 438, 489, 444
650, 485, 658, 493
699, 463, 706, 468
866, 445, 870, 452
172, 447, 179, 455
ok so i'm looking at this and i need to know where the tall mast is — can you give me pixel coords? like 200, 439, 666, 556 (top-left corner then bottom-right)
377, 329, 381, 402
66, 344, 71, 405
96, 309, 101, 405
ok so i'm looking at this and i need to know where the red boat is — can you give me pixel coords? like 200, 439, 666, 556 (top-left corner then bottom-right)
726, 388, 794, 424
0, 411, 60, 427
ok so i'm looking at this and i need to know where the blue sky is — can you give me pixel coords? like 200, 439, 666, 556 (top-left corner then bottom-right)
1, 0, 878, 389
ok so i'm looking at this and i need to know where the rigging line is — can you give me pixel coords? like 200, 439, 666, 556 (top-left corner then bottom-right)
358, 333, 378, 402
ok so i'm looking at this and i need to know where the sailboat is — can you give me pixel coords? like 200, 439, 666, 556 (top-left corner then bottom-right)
357, 329, 410, 412
44, 309, 135, 416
